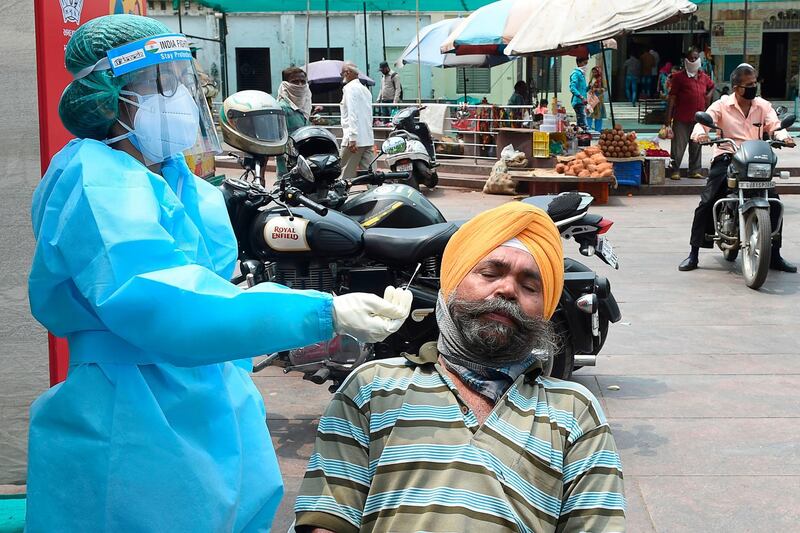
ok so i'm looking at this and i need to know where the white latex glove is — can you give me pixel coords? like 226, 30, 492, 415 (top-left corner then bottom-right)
332, 286, 413, 343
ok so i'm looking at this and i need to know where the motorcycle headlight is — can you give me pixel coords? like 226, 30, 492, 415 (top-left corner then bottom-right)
747, 163, 772, 179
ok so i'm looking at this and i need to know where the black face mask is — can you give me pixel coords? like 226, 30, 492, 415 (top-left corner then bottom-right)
740, 86, 757, 100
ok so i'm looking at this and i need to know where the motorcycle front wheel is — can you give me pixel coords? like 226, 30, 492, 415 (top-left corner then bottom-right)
742, 208, 771, 290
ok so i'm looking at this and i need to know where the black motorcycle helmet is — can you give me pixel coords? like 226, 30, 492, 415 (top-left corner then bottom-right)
306, 153, 342, 184
290, 126, 339, 157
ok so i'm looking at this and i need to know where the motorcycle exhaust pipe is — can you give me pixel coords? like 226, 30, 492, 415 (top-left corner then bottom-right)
574, 354, 597, 367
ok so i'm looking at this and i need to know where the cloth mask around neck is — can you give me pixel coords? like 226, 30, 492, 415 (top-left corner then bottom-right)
684, 58, 701, 77
110, 84, 200, 164
278, 81, 312, 118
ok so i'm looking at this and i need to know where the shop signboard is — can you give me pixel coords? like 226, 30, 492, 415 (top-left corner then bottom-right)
34, 0, 147, 385
711, 19, 763, 56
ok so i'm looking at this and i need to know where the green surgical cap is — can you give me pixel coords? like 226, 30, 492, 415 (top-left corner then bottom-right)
59, 14, 171, 140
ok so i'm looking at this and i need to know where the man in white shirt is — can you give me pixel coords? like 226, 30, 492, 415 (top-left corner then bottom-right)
339, 61, 375, 178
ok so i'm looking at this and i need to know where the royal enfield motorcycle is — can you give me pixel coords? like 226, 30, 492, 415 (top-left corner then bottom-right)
222, 158, 621, 386
695, 110, 796, 289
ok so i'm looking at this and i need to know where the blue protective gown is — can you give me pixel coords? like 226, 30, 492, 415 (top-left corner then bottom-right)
26, 139, 334, 532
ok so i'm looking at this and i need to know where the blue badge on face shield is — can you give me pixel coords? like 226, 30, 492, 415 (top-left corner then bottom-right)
106, 33, 193, 76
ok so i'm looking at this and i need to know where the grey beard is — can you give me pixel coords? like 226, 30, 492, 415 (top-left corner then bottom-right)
436, 291, 557, 368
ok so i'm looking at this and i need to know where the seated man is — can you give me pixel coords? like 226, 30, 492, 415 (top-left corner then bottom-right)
295, 202, 626, 533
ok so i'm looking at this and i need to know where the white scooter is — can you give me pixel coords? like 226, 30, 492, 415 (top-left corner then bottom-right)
384, 106, 439, 190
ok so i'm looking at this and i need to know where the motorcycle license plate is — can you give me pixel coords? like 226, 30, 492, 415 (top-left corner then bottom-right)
738, 181, 774, 189
397, 162, 413, 172
597, 236, 619, 269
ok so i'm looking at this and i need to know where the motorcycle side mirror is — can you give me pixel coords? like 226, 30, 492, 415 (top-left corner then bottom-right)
694, 112, 718, 130
779, 114, 796, 131
382, 137, 407, 155
295, 155, 314, 182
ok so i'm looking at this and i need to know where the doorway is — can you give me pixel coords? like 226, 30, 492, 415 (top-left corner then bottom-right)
760, 33, 789, 99
235, 48, 271, 93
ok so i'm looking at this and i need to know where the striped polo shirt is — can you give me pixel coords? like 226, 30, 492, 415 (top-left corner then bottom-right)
295, 343, 625, 533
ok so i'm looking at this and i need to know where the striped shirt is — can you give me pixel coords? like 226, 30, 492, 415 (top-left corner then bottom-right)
295, 343, 625, 532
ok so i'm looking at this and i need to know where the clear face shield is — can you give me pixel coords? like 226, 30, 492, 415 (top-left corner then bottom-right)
75, 33, 221, 166
226, 108, 287, 146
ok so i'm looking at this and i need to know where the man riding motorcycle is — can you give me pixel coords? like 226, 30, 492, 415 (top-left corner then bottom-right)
679, 63, 796, 273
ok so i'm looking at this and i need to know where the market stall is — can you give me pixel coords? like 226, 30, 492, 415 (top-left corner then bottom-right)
502, 123, 670, 203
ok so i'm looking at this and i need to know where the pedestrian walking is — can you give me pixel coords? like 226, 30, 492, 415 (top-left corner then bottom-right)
664, 47, 715, 180
570, 56, 589, 129
340, 61, 375, 178
649, 48, 661, 94
588, 66, 606, 131
377, 60, 402, 124
639, 49, 655, 98
624, 52, 641, 105
276, 66, 312, 175
277, 66, 312, 134
657, 62, 673, 99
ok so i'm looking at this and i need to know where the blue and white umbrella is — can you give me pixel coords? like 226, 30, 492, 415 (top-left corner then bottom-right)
398, 18, 513, 69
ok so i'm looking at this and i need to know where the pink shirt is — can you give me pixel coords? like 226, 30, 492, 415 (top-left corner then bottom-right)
692, 95, 789, 159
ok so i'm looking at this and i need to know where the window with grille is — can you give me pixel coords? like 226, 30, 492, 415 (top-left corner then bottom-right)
308, 48, 345, 62
457, 67, 491, 94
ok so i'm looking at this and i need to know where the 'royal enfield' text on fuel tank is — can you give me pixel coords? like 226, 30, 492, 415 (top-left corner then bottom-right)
695, 111, 796, 289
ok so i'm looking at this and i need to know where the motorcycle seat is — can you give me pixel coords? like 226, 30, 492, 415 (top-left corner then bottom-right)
390, 130, 422, 143
363, 222, 460, 264
522, 192, 589, 222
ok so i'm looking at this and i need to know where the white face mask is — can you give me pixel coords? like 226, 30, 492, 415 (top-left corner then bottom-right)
578, 65, 588, 76
685, 58, 701, 77
109, 84, 200, 164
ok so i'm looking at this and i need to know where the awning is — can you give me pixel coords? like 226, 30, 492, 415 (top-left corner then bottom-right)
188, 0, 497, 12
504, 0, 698, 56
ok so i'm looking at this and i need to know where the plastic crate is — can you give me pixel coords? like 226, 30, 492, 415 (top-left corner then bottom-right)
532, 131, 550, 158
612, 160, 643, 187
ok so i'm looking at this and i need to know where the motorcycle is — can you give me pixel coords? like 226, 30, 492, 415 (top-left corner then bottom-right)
694, 110, 796, 290
222, 157, 621, 385
222, 159, 453, 388
385, 106, 439, 189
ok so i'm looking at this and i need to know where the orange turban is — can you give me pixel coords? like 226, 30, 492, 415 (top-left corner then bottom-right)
440, 202, 564, 319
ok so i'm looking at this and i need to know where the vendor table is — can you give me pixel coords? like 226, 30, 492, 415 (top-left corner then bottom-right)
495, 128, 557, 169
507, 168, 617, 205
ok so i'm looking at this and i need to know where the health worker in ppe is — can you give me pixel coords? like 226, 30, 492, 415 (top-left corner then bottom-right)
26, 14, 412, 533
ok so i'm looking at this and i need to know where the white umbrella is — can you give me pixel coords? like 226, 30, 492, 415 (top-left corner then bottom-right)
504, 0, 697, 56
